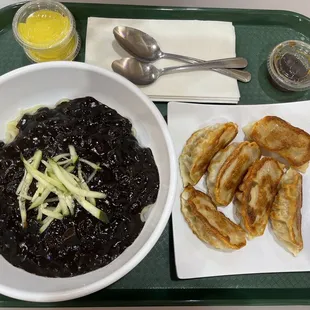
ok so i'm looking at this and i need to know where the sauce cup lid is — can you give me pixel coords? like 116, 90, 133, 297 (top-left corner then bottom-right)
12, 0, 76, 50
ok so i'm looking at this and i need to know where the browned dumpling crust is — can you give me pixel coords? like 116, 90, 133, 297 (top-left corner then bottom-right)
235, 157, 284, 238
243, 116, 310, 172
207, 141, 261, 206
181, 186, 246, 250
179, 122, 238, 186
270, 168, 303, 256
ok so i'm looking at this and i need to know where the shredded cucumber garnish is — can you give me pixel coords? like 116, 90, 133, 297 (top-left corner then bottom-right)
41, 208, 63, 220
39, 203, 63, 234
19, 148, 109, 232
45, 197, 59, 203
16, 170, 27, 195
79, 158, 101, 171
66, 165, 75, 173
57, 158, 72, 166
65, 195, 75, 215
19, 193, 33, 201
31, 182, 45, 202
17, 150, 42, 228
87, 169, 98, 184
69, 145, 78, 164
78, 164, 96, 206
53, 153, 70, 162
75, 196, 108, 223
22, 156, 67, 192
29, 188, 50, 210
49, 160, 106, 199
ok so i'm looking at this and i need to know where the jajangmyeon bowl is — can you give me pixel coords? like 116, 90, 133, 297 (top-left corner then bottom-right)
0, 62, 177, 302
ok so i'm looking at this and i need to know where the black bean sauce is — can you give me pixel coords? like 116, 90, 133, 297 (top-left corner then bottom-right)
0, 97, 159, 277
277, 53, 308, 82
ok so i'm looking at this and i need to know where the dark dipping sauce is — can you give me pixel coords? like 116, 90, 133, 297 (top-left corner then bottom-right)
0, 97, 159, 277
277, 53, 309, 82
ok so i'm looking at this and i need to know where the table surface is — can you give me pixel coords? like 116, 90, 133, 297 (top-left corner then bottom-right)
1, 0, 310, 17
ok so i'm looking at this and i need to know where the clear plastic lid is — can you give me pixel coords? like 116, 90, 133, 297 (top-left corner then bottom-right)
12, 0, 75, 50
268, 40, 310, 92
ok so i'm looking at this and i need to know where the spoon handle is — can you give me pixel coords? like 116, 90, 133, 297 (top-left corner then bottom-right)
212, 68, 251, 83
164, 52, 251, 83
161, 58, 248, 76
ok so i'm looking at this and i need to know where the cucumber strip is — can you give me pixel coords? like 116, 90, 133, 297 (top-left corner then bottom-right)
65, 195, 75, 215
18, 150, 42, 228
59, 195, 70, 216
66, 166, 75, 173
31, 182, 45, 202
45, 197, 59, 203
53, 153, 70, 162
47, 171, 63, 185
69, 145, 78, 164
49, 168, 79, 186
18, 200, 27, 228
87, 169, 98, 184
57, 159, 72, 166
37, 203, 48, 221
62, 204, 70, 216
16, 170, 26, 195
78, 164, 96, 206
41, 160, 51, 170
29, 188, 50, 210
59, 166, 79, 186
75, 195, 109, 223
49, 160, 106, 199
80, 158, 101, 171
22, 156, 67, 192
45, 207, 56, 212
41, 209, 63, 220
39, 218, 54, 234
41, 203, 62, 228
42, 217, 51, 225
19, 194, 33, 201
37, 209, 43, 221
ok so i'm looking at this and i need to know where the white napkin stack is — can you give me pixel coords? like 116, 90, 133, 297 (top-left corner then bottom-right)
85, 17, 240, 104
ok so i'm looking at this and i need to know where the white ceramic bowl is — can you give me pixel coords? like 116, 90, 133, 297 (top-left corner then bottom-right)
0, 62, 177, 302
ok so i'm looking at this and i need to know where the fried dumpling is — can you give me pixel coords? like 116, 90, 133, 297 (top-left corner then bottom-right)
207, 141, 261, 206
179, 122, 238, 186
181, 186, 246, 250
270, 168, 303, 256
235, 157, 284, 238
243, 116, 310, 172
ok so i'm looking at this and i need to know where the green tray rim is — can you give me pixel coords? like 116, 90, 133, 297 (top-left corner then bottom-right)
2, 1, 310, 22
1, 2, 310, 307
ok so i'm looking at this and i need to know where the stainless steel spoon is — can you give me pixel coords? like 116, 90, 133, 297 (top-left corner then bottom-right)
112, 57, 248, 85
113, 26, 251, 83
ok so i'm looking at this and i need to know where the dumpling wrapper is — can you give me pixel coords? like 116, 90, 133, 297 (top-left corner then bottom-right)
179, 122, 238, 186
235, 157, 284, 238
181, 186, 246, 250
207, 141, 261, 206
270, 168, 303, 256
243, 116, 310, 173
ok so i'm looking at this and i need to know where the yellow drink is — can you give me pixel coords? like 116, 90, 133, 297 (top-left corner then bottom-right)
17, 9, 78, 62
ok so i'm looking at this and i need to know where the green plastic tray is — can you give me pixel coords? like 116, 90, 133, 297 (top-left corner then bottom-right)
0, 2, 310, 307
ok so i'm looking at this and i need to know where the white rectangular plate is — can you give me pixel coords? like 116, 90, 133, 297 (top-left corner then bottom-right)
168, 100, 310, 280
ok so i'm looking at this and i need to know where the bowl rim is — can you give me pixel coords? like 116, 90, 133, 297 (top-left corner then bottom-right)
0, 61, 177, 302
